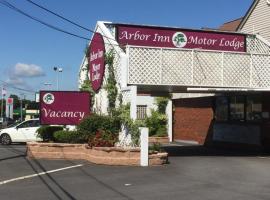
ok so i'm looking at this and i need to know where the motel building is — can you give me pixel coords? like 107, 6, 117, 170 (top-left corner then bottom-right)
79, 0, 270, 149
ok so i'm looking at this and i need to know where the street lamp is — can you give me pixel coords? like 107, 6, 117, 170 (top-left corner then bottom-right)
53, 67, 63, 91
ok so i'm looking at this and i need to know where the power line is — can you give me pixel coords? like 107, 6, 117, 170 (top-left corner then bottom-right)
0, 0, 122, 47
0, 0, 90, 41
0, 80, 36, 94
25, 0, 117, 43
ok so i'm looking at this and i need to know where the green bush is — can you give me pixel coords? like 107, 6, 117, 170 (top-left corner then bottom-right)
77, 114, 121, 140
149, 142, 163, 153
155, 97, 169, 114
54, 130, 85, 143
37, 126, 63, 142
145, 110, 167, 137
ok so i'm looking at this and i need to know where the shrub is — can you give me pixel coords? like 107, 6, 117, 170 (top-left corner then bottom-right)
149, 142, 163, 153
77, 114, 121, 140
54, 130, 85, 143
145, 110, 167, 137
37, 126, 63, 142
155, 97, 169, 114
88, 130, 118, 147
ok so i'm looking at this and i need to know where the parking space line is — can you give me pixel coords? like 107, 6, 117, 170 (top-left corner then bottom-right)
0, 164, 83, 185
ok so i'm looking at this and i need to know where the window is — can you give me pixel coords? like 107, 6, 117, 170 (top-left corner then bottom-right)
246, 96, 262, 121
17, 120, 40, 128
215, 97, 228, 121
215, 95, 262, 122
137, 105, 147, 120
230, 96, 245, 121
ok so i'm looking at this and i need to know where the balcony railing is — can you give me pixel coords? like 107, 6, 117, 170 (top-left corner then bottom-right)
127, 45, 270, 89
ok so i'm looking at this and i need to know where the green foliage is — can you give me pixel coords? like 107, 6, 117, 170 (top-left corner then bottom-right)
37, 126, 63, 142
84, 44, 90, 58
113, 104, 143, 146
155, 97, 169, 114
80, 79, 95, 109
77, 114, 121, 140
54, 130, 85, 144
149, 142, 163, 153
145, 110, 167, 137
104, 50, 118, 114
88, 129, 118, 147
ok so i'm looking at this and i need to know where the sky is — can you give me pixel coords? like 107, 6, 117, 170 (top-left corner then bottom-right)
0, 0, 253, 100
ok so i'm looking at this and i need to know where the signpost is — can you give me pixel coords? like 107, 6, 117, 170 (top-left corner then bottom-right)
40, 91, 91, 125
5, 98, 13, 119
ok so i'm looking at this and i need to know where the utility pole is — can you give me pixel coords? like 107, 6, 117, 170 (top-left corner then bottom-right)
1, 85, 6, 121
20, 93, 25, 121
1, 85, 3, 121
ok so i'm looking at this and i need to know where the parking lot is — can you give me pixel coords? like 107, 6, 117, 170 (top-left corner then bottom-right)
1, 144, 270, 200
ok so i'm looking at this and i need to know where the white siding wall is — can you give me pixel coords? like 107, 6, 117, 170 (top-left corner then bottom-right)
241, 0, 270, 42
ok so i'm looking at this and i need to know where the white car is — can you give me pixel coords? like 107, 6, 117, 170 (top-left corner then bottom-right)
0, 119, 42, 145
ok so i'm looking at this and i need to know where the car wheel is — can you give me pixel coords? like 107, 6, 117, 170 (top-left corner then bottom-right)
1, 134, 12, 145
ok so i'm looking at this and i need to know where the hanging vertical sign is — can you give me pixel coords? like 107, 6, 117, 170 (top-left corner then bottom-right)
88, 32, 106, 92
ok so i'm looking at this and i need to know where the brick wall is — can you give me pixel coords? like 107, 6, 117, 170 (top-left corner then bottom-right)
173, 97, 214, 144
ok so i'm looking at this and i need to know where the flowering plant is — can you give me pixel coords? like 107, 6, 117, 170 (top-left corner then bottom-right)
88, 129, 118, 147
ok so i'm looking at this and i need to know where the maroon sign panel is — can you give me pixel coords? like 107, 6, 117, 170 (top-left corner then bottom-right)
88, 32, 106, 92
40, 91, 91, 125
117, 25, 246, 52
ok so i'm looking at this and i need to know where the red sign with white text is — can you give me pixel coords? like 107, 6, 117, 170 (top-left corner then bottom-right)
117, 25, 246, 52
88, 32, 106, 92
7, 98, 13, 105
40, 91, 90, 125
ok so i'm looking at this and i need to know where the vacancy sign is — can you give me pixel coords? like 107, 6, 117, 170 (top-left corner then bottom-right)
117, 25, 246, 52
40, 91, 91, 125
88, 32, 106, 92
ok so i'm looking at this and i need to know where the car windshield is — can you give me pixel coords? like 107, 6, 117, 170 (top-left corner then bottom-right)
7, 121, 21, 128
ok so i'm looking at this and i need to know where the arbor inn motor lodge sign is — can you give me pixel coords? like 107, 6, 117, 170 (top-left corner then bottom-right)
40, 91, 90, 125
116, 25, 246, 52
88, 32, 106, 92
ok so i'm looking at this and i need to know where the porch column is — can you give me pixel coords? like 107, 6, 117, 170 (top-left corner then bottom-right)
130, 86, 137, 120
167, 99, 173, 142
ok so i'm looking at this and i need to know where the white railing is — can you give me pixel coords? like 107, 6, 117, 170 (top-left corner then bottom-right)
127, 46, 270, 89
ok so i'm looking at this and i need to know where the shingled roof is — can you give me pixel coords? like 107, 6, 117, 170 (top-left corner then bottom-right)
219, 18, 243, 31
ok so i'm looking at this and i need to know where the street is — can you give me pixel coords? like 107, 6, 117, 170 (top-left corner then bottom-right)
0, 144, 270, 200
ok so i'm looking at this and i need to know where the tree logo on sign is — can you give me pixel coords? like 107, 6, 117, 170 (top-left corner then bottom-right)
43, 93, 55, 104
172, 32, 187, 48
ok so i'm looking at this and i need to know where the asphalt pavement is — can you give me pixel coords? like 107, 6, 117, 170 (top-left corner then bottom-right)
1, 144, 270, 200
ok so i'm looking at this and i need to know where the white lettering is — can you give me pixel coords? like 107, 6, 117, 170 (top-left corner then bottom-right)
42, 108, 86, 120
153, 34, 170, 42
90, 50, 104, 62
42, 108, 49, 117
119, 31, 128, 40
188, 36, 217, 46
119, 31, 151, 41
219, 37, 244, 50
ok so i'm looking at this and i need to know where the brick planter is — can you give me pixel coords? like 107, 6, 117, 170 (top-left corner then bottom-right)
27, 142, 168, 166
149, 137, 170, 144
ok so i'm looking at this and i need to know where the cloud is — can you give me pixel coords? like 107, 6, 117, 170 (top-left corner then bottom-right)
5, 77, 34, 90
6, 77, 26, 85
12, 63, 45, 78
